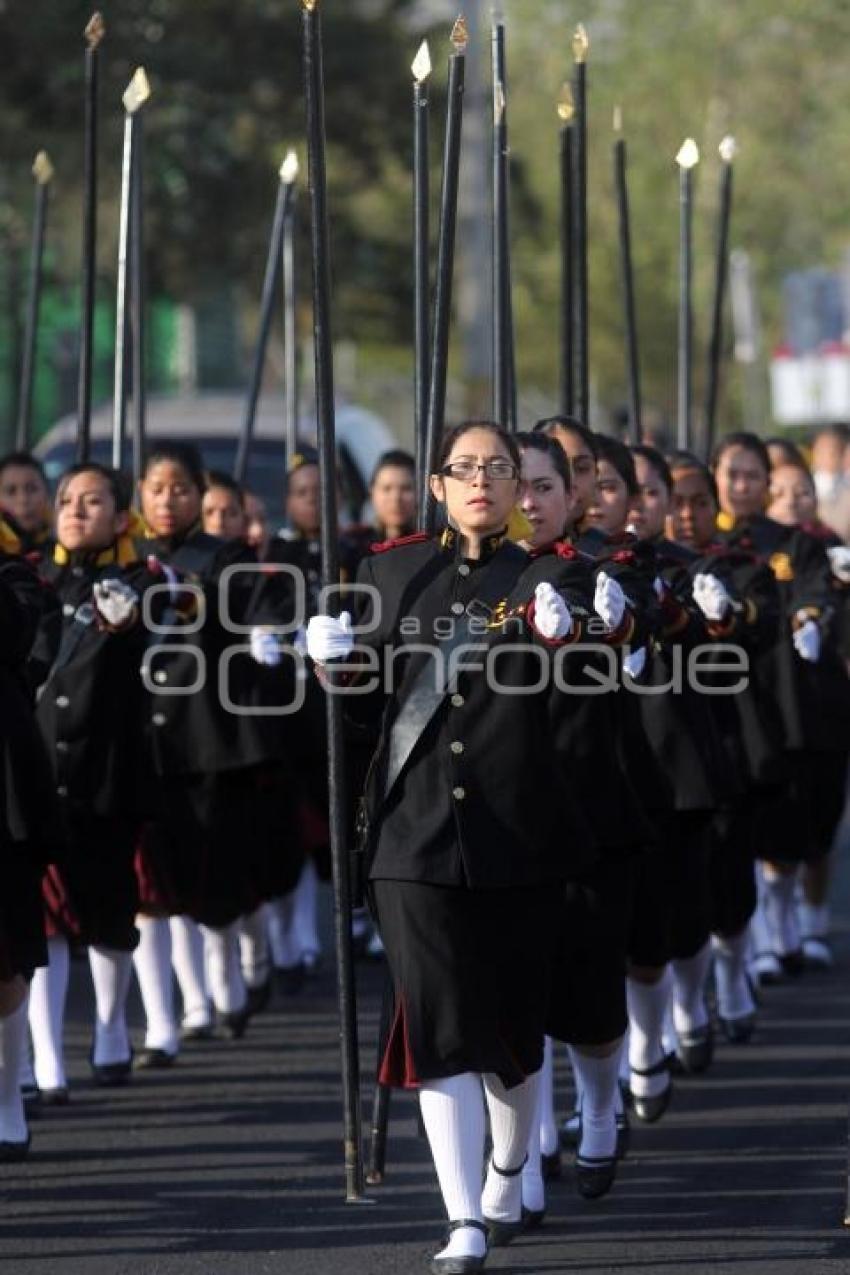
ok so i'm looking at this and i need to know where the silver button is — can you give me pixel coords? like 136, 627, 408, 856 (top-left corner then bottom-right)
55, 695, 70, 709
451, 694, 465, 708
56, 785, 68, 797
450, 741, 464, 755
452, 786, 466, 801
451, 602, 465, 616
62, 603, 75, 617
152, 712, 167, 727
458, 564, 471, 577
154, 670, 168, 685
56, 741, 69, 754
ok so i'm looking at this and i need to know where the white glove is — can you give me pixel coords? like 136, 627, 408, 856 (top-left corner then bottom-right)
93, 578, 138, 628
532, 582, 573, 640
306, 611, 354, 663
250, 626, 281, 667
146, 555, 180, 602
827, 545, 850, 583
793, 618, 821, 663
594, 571, 626, 630
623, 646, 647, 679
692, 572, 732, 623
653, 576, 666, 600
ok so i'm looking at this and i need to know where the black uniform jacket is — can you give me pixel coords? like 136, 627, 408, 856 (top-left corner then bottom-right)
0, 551, 63, 859
32, 551, 164, 824
134, 529, 270, 776
714, 514, 849, 754
349, 531, 598, 889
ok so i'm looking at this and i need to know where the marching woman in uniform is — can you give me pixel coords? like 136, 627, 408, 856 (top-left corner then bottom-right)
27, 464, 162, 1097
0, 529, 61, 1157
0, 452, 53, 553
308, 422, 595, 1274
132, 443, 268, 1062
711, 434, 850, 982
765, 456, 850, 968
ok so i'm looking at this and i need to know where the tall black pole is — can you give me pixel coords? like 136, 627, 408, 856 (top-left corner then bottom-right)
16, 153, 53, 452
234, 156, 296, 486
130, 109, 148, 490
412, 40, 432, 523
423, 16, 468, 534
111, 112, 132, 472
491, 19, 516, 430
572, 24, 589, 425
704, 136, 736, 461
76, 12, 105, 463
613, 109, 642, 445
558, 86, 574, 417
301, 0, 364, 1204
283, 160, 300, 465
676, 138, 699, 451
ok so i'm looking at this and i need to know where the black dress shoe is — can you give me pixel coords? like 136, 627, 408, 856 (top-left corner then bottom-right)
133, 1047, 177, 1071
91, 1051, 133, 1087
430, 1219, 488, 1274
541, 1149, 562, 1180
780, 949, 805, 977
180, 1022, 214, 1042
631, 1056, 673, 1124
575, 1152, 618, 1200
0, 1133, 31, 1163
21, 1084, 42, 1118
521, 1203, 545, 1228
275, 963, 306, 996
39, 1087, 70, 1107
675, 1023, 714, 1075
483, 1155, 526, 1247
245, 978, 273, 1017
720, 1011, 756, 1044
216, 1006, 250, 1041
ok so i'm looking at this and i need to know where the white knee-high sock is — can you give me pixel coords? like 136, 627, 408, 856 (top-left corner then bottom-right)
419, 1073, 486, 1261
481, 1070, 540, 1223
201, 923, 247, 1015
539, 1035, 557, 1156
761, 868, 800, 957
293, 859, 320, 958
132, 916, 177, 1054
712, 930, 755, 1019
0, 998, 30, 1143
671, 941, 712, 1035
523, 1058, 550, 1214
29, 935, 69, 1091
266, 895, 300, 969
569, 1048, 620, 1160
238, 907, 271, 990
88, 947, 132, 1066
169, 916, 210, 1028
627, 971, 671, 1099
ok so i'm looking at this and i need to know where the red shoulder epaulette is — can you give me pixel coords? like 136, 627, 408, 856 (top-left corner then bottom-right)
370, 532, 431, 555
554, 539, 579, 560
610, 549, 635, 565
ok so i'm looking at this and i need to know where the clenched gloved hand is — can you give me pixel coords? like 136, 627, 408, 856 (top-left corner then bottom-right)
306, 611, 354, 663
532, 582, 573, 640
593, 571, 626, 630
93, 578, 139, 629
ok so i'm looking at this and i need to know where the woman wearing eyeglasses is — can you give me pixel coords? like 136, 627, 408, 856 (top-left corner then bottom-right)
308, 420, 596, 1274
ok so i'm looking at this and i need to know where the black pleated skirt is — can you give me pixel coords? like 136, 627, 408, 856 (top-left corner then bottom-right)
372, 878, 560, 1091
0, 843, 47, 981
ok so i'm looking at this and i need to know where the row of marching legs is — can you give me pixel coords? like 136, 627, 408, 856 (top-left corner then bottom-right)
0, 860, 324, 1153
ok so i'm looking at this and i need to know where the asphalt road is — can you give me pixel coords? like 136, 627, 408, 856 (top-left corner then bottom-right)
2, 836, 850, 1275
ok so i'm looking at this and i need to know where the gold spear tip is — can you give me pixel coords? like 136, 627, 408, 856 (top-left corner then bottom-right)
412, 39, 432, 83
676, 137, 700, 169
85, 12, 106, 48
280, 149, 300, 183
32, 151, 54, 186
302, 0, 318, 11
573, 23, 589, 64
451, 15, 469, 52
719, 135, 738, 163
557, 82, 575, 122
123, 67, 152, 114
613, 105, 623, 134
